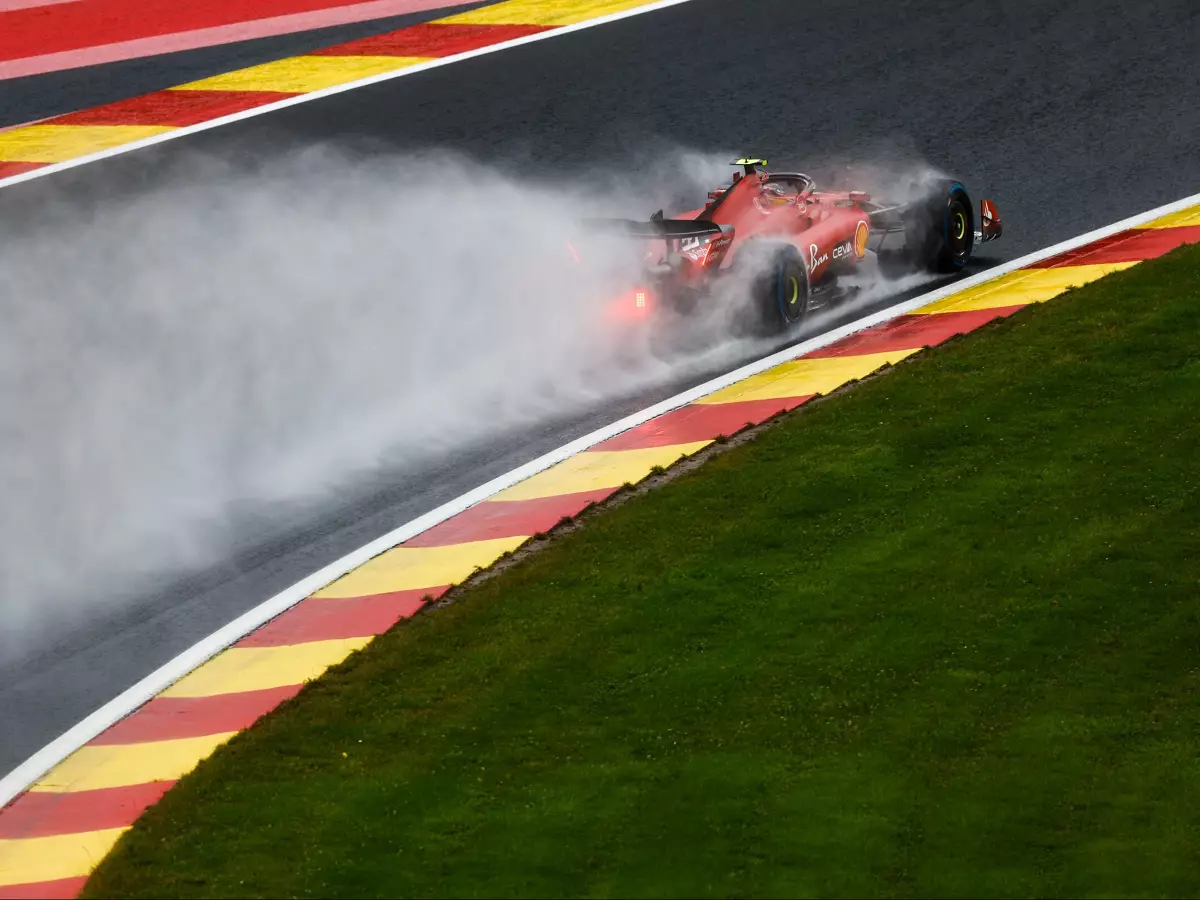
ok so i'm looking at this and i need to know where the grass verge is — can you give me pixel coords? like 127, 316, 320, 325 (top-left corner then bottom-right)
88, 246, 1200, 898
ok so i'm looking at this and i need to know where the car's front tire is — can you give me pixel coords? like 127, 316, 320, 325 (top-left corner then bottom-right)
878, 180, 976, 277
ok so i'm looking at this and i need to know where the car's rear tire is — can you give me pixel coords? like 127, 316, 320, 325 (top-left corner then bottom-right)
745, 244, 811, 335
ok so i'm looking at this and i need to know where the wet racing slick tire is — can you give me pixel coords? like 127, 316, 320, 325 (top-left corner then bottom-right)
932, 182, 976, 272
744, 243, 812, 335
878, 180, 975, 277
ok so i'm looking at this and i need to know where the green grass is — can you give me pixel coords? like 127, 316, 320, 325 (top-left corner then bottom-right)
87, 245, 1200, 899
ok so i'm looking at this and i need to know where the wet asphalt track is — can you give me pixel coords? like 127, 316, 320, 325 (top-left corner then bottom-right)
2, 0, 1199, 775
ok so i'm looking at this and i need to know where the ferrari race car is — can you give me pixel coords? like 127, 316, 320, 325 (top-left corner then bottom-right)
587, 158, 1002, 334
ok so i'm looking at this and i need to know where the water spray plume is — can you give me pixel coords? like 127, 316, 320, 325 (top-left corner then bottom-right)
0, 146, 946, 659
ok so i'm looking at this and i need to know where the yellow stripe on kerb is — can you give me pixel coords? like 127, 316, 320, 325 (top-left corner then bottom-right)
438, 0, 660, 26
492, 443, 711, 502
161, 638, 372, 698
697, 350, 917, 405
1140, 205, 1200, 229
0, 827, 128, 886
29, 733, 236, 793
0, 124, 174, 163
314, 537, 529, 599
915, 263, 1136, 315
175, 56, 432, 92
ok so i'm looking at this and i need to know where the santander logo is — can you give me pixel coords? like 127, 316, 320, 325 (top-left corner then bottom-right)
808, 243, 828, 274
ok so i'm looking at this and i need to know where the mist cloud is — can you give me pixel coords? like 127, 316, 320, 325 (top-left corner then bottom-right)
0, 147, 944, 655
0, 148, 756, 653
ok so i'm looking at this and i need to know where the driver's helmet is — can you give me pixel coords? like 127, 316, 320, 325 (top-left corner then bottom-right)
757, 181, 794, 207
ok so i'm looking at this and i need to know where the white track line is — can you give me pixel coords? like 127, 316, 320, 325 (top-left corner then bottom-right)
2, 188, 1197, 810
0, 0, 703, 191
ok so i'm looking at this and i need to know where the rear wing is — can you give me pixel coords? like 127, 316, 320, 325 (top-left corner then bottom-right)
580, 211, 728, 241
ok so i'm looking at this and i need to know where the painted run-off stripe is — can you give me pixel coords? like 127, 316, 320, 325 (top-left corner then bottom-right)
803, 307, 1026, 360
312, 536, 530, 598
403, 490, 616, 547
696, 350, 918, 406
912, 263, 1136, 316
1147, 207, 1200, 229
0, 124, 175, 163
239, 589, 434, 645
0, 828, 127, 888
53, 90, 298, 127
440, 0, 660, 26
307, 21, 550, 55
29, 734, 237, 794
593, 398, 815, 451
159, 637, 373, 698
90, 687, 305, 744
0, 161, 43, 178
0, 783, 174, 840
490, 443, 714, 502
0, 876, 88, 900
171, 54, 433, 92
1030, 224, 1200, 268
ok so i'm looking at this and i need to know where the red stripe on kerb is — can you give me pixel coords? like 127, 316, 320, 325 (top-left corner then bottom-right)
0, 782, 173, 839
311, 22, 551, 57
0, 876, 87, 899
53, 89, 297, 126
91, 691, 302, 748
0, 0, 436, 60
0, 160, 46, 177
402, 489, 616, 548
1030, 225, 1200, 267
805, 306, 1027, 359
594, 397, 812, 451
238, 588, 438, 647
91, 686, 302, 744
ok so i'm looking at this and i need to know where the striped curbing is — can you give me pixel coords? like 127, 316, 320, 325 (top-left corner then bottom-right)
0, 0, 683, 181
1, 202, 1196, 899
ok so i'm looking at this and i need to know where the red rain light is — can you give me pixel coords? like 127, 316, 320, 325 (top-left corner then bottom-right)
605, 286, 654, 322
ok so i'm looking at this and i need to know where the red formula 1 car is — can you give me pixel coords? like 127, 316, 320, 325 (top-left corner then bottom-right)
588, 158, 1002, 333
